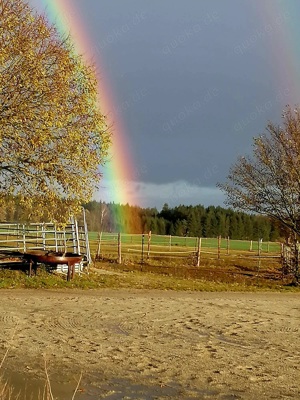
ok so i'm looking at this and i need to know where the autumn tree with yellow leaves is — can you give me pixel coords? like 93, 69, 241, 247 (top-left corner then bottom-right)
0, 0, 111, 221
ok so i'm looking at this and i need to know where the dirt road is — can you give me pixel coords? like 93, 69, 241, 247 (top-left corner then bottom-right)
0, 289, 299, 399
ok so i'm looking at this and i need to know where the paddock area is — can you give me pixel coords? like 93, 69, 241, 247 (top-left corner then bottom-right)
0, 216, 91, 278
0, 289, 299, 399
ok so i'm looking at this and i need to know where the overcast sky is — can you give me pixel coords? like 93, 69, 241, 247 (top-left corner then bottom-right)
29, 0, 300, 210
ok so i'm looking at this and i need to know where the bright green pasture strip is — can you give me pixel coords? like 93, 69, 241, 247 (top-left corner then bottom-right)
228, 239, 280, 252
89, 233, 281, 253
89, 233, 198, 247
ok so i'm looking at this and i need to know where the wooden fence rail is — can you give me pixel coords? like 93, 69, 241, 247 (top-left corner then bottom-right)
92, 232, 282, 267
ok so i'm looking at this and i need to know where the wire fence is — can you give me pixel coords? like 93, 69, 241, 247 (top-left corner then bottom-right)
88, 232, 292, 284
90, 232, 282, 266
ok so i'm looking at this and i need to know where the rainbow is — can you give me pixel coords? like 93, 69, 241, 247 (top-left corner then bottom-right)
255, 2, 300, 106
37, 0, 137, 206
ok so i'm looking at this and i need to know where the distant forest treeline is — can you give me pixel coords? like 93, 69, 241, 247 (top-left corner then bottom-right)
0, 197, 283, 241
83, 201, 283, 241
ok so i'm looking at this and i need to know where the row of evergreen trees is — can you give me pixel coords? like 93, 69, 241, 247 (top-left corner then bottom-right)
83, 201, 282, 241
0, 197, 282, 241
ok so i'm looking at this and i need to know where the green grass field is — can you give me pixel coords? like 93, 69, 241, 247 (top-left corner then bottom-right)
86, 232, 288, 289
0, 233, 291, 291
89, 232, 281, 255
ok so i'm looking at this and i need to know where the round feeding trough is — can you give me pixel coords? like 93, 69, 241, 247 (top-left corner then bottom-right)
24, 251, 83, 280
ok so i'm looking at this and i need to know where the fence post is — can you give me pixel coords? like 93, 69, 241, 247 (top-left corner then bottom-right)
17, 223, 21, 250
42, 223, 46, 250
54, 226, 58, 252
147, 231, 151, 260
141, 234, 145, 264
257, 238, 262, 279
197, 237, 202, 267
22, 224, 26, 253
63, 230, 67, 253
281, 243, 285, 277
169, 235, 172, 251
96, 232, 102, 260
295, 243, 299, 282
36, 225, 39, 250
227, 236, 230, 255
218, 235, 221, 260
258, 238, 262, 256
250, 240, 253, 252
118, 233, 121, 264
74, 219, 80, 254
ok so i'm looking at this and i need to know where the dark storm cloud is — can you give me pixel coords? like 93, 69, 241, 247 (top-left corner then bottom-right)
28, 0, 298, 207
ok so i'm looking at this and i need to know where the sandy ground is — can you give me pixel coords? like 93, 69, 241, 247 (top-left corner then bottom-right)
0, 288, 300, 399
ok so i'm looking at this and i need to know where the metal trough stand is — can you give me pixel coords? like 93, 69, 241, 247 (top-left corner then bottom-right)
24, 251, 83, 281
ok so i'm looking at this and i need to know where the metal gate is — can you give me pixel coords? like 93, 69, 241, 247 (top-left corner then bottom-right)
0, 209, 91, 272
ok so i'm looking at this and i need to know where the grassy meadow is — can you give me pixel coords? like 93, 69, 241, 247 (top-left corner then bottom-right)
0, 231, 294, 292
88, 232, 282, 267
89, 232, 281, 252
